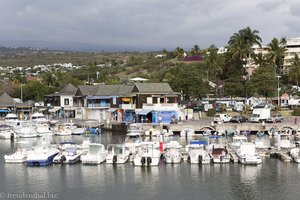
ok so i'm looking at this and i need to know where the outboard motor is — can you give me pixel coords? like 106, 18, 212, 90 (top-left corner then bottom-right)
113, 155, 117, 164
60, 155, 66, 164
198, 155, 203, 164
147, 157, 152, 166
141, 157, 146, 166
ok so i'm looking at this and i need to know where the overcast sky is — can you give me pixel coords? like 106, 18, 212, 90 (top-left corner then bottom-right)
0, 0, 299, 51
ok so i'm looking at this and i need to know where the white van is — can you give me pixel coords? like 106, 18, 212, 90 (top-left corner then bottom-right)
213, 114, 232, 123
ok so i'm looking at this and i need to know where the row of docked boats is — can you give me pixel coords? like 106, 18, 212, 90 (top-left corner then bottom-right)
4, 133, 262, 166
0, 113, 100, 139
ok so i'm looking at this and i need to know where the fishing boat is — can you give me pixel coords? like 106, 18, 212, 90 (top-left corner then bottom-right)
185, 140, 211, 164
236, 142, 262, 165
81, 143, 107, 164
53, 123, 72, 136
133, 142, 161, 166
106, 144, 130, 164
164, 141, 182, 164
209, 145, 230, 163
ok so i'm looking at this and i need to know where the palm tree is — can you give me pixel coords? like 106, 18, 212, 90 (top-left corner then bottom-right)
288, 54, 300, 88
205, 45, 223, 96
228, 27, 262, 69
174, 47, 185, 59
267, 37, 286, 75
253, 53, 269, 68
191, 44, 200, 55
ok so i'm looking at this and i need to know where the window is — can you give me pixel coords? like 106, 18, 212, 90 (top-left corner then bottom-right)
113, 97, 117, 105
64, 98, 69, 105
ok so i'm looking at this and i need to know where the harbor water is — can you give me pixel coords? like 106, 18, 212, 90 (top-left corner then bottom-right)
0, 133, 300, 200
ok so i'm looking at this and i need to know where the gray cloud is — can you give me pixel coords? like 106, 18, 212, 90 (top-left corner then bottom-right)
0, 0, 298, 51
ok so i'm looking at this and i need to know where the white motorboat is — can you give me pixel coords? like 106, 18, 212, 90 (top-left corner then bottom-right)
35, 122, 53, 136
31, 112, 48, 125
53, 123, 72, 136
160, 128, 174, 137
4, 148, 27, 163
106, 144, 130, 164
0, 125, 17, 139
71, 127, 86, 135
274, 132, 295, 149
185, 141, 211, 164
209, 145, 230, 163
236, 142, 262, 165
133, 142, 161, 166
14, 121, 39, 138
4, 113, 20, 127
145, 125, 161, 137
81, 143, 107, 164
290, 148, 300, 163
26, 144, 59, 166
124, 132, 142, 160
229, 135, 248, 149
53, 143, 82, 164
164, 141, 182, 164
180, 127, 195, 137
268, 127, 278, 136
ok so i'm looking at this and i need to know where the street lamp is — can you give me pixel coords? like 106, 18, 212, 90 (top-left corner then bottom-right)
276, 75, 281, 106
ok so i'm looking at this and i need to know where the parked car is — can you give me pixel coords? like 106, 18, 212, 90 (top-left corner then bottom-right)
230, 115, 248, 123
213, 114, 232, 123
266, 114, 283, 123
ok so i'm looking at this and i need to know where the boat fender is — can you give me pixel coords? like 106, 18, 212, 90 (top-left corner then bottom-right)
113, 155, 117, 163
198, 155, 203, 164
147, 157, 152, 165
141, 157, 146, 166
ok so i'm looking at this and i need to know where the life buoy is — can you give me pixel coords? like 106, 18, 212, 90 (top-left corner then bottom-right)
141, 157, 146, 166
147, 157, 152, 165
113, 155, 117, 163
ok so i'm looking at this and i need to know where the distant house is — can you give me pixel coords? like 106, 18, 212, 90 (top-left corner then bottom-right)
183, 55, 204, 62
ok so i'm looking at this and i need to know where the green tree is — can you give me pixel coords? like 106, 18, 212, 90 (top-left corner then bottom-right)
288, 54, 300, 88
191, 44, 200, 55
267, 37, 286, 75
249, 65, 277, 98
174, 47, 185, 59
205, 45, 224, 96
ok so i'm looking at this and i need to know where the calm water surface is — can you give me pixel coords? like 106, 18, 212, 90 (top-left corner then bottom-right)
0, 133, 300, 200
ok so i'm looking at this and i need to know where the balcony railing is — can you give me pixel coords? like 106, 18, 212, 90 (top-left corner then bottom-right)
120, 104, 136, 109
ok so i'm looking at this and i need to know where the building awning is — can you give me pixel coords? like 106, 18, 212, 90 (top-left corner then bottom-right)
122, 98, 131, 102
48, 107, 61, 113
64, 107, 75, 111
0, 109, 10, 113
38, 108, 48, 112
106, 108, 117, 113
138, 109, 152, 115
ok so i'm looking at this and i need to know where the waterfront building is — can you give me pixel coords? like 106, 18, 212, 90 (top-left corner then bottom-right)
44, 83, 77, 118
0, 92, 32, 119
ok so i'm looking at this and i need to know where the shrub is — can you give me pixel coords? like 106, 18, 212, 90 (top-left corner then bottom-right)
207, 109, 216, 117
293, 108, 300, 116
